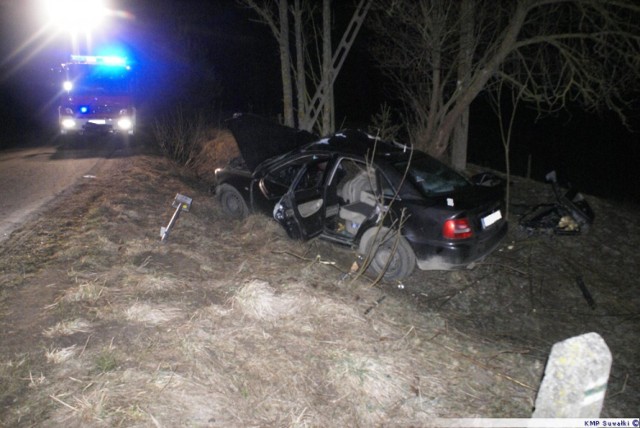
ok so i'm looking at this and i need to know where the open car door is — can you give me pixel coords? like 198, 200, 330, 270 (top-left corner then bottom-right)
273, 159, 329, 240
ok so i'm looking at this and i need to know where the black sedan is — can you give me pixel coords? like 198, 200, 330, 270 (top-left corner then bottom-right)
213, 114, 508, 280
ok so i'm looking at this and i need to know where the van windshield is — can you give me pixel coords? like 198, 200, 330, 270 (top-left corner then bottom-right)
66, 64, 132, 95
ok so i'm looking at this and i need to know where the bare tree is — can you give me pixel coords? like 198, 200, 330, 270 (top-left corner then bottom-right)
321, 0, 334, 134
238, 0, 371, 132
293, 0, 308, 127
488, 78, 529, 219
239, 0, 295, 127
451, 0, 474, 171
368, 0, 640, 170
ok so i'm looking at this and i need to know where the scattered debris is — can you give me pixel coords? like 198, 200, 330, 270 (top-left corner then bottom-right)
575, 276, 596, 309
364, 295, 386, 315
518, 171, 594, 235
160, 193, 192, 242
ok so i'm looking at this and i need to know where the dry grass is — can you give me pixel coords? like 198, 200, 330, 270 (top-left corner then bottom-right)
124, 302, 184, 325
0, 133, 637, 426
0, 146, 535, 425
43, 319, 93, 338
45, 346, 78, 364
193, 128, 240, 182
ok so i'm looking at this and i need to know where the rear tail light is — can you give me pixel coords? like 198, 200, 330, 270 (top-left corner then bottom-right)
443, 218, 473, 239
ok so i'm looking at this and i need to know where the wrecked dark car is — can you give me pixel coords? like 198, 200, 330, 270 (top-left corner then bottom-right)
213, 114, 508, 280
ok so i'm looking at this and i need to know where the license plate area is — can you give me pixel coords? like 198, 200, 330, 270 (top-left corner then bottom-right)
481, 210, 502, 229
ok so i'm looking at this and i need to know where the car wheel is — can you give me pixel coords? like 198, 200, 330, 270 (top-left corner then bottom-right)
359, 227, 416, 280
217, 184, 249, 219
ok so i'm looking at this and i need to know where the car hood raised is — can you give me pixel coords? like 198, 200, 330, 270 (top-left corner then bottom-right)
227, 113, 318, 172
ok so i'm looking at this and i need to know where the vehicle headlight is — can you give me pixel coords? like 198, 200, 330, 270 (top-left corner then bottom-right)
117, 117, 132, 130
61, 118, 76, 129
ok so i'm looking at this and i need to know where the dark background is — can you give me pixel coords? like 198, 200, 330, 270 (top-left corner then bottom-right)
1, 0, 638, 204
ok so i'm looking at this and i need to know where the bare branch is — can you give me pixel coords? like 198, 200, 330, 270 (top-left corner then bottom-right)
236, 0, 281, 38
367, 0, 640, 161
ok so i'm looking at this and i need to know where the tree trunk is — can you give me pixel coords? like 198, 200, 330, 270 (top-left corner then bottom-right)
451, 108, 469, 170
321, 0, 334, 134
451, 0, 473, 171
293, 0, 306, 127
434, 2, 528, 160
278, 0, 295, 127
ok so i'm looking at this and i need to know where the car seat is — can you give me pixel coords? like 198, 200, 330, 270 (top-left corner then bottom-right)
339, 170, 378, 235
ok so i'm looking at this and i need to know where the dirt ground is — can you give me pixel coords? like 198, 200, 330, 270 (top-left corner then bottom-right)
0, 136, 638, 426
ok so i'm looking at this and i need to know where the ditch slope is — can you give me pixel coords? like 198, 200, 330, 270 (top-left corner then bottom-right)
0, 140, 637, 426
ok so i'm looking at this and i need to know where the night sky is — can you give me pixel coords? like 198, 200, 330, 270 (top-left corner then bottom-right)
1, 0, 638, 203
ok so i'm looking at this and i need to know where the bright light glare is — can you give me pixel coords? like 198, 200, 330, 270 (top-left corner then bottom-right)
44, 0, 108, 31
61, 118, 76, 129
63, 81, 73, 91
102, 56, 126, 65
117, 117, 132, 130
70, 54, 128, 66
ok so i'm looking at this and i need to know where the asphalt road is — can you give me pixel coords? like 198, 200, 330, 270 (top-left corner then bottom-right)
0, 137, 118, 243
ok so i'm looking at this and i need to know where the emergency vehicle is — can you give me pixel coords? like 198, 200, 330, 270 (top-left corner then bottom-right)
58, 55, 136, 135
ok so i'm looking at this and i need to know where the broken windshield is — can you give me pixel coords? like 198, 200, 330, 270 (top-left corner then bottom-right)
394, 155, 471, 196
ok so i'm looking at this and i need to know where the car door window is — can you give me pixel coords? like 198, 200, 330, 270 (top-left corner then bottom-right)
262, 163, 304, 198
378, 172, 396, 198
277, 157, 329, 236
295, 160, 328, 192
331, 159, 378, 204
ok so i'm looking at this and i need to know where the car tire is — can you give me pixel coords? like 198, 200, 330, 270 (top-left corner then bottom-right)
217, 184, 249, 219
359, 226, 416, 280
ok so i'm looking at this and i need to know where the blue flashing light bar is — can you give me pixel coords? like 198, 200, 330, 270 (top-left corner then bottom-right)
70, 55, 128, 66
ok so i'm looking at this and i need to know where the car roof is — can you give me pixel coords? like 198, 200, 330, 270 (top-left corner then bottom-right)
303, 130, 413, 160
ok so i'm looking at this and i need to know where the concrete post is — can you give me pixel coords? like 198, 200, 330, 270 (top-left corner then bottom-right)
533, 332, 612, 417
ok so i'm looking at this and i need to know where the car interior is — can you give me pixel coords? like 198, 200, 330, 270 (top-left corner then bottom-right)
330, 159, 380, 236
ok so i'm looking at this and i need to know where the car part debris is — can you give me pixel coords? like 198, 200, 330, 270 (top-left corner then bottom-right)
519, 171, 594, 235
160, 193, 192, 243
575, 276, 596, 309
364, 295, 387, 315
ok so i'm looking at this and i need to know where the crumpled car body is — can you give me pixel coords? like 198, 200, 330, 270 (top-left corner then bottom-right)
213, 113, 508, 280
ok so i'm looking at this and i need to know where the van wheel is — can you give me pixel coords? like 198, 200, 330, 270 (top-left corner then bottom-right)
217, 184, 249, 219
359, 227, 416, 280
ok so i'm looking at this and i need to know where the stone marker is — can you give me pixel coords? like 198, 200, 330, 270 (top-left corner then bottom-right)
533, 332, 611, 417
